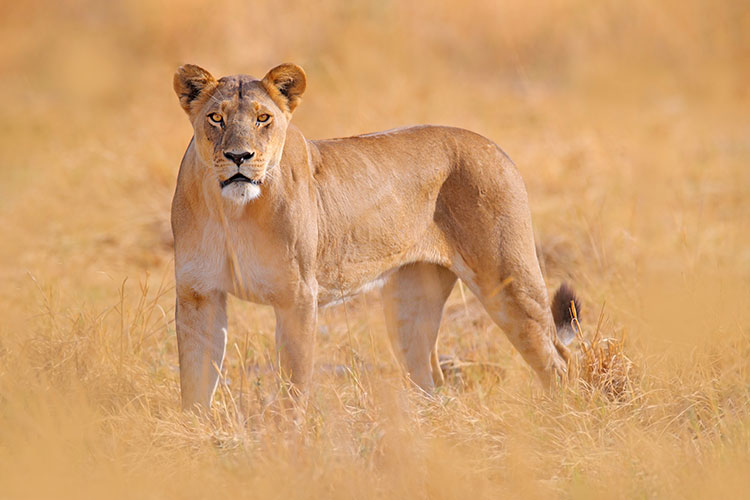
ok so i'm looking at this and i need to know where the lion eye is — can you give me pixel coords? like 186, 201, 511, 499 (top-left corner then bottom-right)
257, 113, 270, 123
208, 113, 224, 125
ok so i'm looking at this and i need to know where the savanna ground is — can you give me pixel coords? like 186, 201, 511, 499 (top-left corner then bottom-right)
1, 1, 748, 498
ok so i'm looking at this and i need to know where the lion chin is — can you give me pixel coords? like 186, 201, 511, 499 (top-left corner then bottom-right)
221, 182, 261, 204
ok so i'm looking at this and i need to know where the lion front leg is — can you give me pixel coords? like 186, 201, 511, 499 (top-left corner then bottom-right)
273, 290, 317, 402
175, 286, 228, 411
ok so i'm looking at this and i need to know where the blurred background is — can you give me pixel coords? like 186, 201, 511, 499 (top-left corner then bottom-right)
0, 0, 748, 498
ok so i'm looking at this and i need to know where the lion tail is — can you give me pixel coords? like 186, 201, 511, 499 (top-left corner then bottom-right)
551, 282, 581, 346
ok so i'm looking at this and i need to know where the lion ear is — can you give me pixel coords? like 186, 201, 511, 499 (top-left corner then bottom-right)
173, 64, 217, 115
261, 63, 306, 114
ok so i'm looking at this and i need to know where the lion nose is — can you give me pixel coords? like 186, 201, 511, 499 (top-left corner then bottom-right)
224, 150, 255, 166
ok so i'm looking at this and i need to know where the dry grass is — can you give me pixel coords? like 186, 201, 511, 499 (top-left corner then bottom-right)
1, 0, 749, 498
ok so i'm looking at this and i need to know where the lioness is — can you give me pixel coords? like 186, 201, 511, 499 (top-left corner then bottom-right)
172, 63, 579, 410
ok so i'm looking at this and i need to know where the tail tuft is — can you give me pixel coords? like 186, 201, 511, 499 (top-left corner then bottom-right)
551, 282, 581, 346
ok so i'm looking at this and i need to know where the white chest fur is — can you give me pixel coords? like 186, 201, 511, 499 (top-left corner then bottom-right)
175, 220, 279, 304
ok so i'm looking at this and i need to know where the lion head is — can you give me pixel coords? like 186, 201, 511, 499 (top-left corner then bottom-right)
173, 63, 306, 204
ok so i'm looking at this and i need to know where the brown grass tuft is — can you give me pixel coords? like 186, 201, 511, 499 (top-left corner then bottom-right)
571, 304, 638, 402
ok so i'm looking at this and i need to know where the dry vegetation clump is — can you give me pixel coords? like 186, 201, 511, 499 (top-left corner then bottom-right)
0, 0, 748, 498
575, 333, 637, 402
570, 306, 639, 403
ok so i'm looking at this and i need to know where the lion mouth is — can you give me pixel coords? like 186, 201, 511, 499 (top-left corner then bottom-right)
220, 173, 262, 188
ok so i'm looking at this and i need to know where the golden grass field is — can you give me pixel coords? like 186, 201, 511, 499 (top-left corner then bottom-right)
1, 0, 748, 498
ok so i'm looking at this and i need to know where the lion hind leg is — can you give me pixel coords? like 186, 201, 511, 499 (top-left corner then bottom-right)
451, 254, 568, 389
381, 263, 456, 392
430, 344, 445, 387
